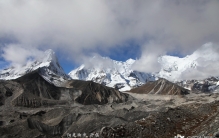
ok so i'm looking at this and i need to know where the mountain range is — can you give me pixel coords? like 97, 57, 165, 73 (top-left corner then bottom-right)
1, 44, 219, 92
69, 43, 219, 92
69, 57, 155, 91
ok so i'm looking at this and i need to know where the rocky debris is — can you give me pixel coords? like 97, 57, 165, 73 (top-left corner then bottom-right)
130, 78, 189, 95
69, 80, 129, 105
1, 94, 219, 138
100, 101, 219, 138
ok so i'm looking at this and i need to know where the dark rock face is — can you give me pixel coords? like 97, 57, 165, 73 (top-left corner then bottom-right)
15, 71, 61, 100
5, 71, 71, 108
69, 80, 129, 105
192, 82, 211, 92
130, 78, 189, 95
0, 80, 21, 106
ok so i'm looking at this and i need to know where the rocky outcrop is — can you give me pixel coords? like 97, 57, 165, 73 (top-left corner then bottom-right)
0, 71, 70, 108
0, 80, 21, 106
130, 78, 189, 95
13, 93, 42, 107
15, 71, 61, 100
69, 80, 129, 105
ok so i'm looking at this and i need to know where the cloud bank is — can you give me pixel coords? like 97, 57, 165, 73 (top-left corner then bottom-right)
0, 0, 219, 80
180, 43, 219, 80
2, 44, 44, 67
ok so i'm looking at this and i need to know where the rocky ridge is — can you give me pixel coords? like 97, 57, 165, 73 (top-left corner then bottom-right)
130, 78, 189, 95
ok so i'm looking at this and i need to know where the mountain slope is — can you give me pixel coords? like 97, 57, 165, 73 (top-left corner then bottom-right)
69, 80, 129, 105
0, 72, 69, 108
0, 49, 70, 86
69, 57, 155, 91
129, 78, 189, 95
0, 71, 129, 107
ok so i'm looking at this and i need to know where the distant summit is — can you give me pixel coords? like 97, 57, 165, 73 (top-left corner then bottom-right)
130, 78, 189, 95
69, 57, 155, 91
0, 49, 70, 86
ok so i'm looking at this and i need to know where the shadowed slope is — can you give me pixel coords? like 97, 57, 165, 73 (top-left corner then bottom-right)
15, 70, 61, 100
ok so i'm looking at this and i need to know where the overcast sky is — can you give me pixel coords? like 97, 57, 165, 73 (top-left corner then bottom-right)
0, 0, 219, 79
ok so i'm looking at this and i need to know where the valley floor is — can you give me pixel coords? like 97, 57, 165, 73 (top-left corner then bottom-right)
1, 92, 219, 138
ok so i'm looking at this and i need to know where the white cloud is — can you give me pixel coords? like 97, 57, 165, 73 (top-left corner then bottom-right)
2, 44, 44, 66
178, 43, 219, 80
81, 54, 115, 69
0, 0, 219, 80
132, 42, 164, 73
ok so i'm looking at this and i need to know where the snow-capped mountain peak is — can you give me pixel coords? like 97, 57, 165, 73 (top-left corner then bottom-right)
0, 49, 70, 86
69, 57, 155, 91
157, 55, 198, 81
43, 49, 56, 62
157, 43, 219, 81
69, 43, 219, 91
125, 58, 135, 64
